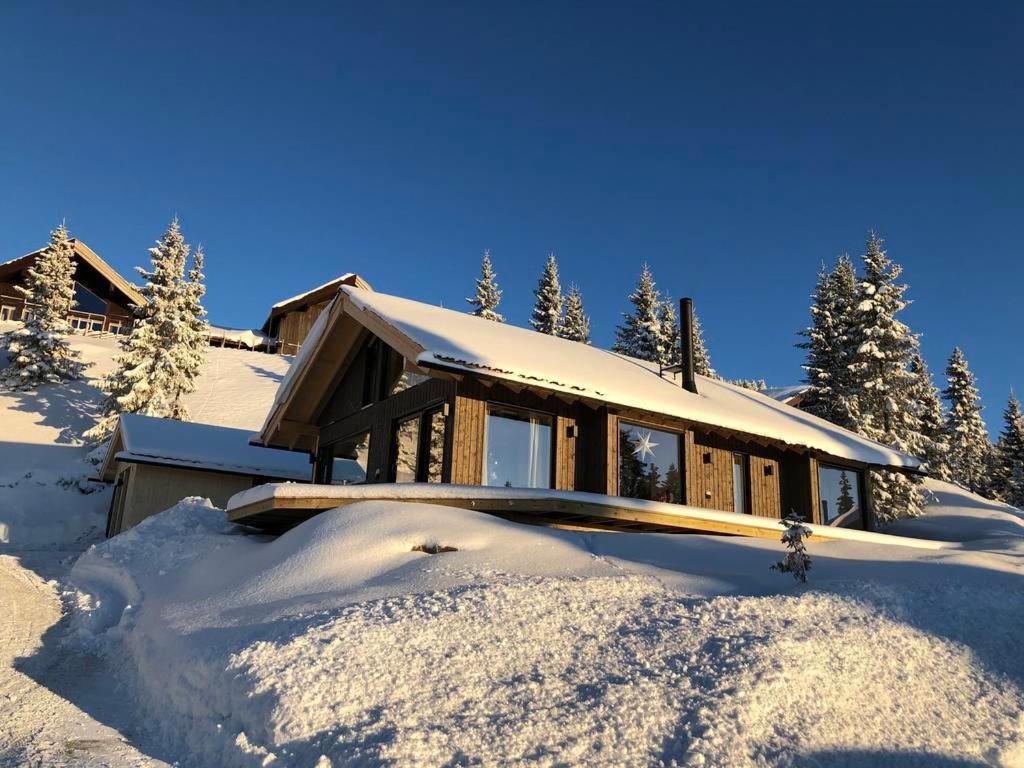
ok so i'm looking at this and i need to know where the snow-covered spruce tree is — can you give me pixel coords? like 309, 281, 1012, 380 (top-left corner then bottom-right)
691, 309, 716, 378
1, 223, 83, 390
560, 284, 591, 343
658, 298, 680, 367
732, 378, 768, 391
798, 254, 858, 429
845, 233, 924, 520
86, 219, 199, 441
770, 513, 812, 583
942, 347, 992, 494
992, 394, 1024, 508
466, 250, 504, 322
168, 244, 209, 420
906, 351, 950, 480
530, 253, 563, 335
613, 264, 663, 363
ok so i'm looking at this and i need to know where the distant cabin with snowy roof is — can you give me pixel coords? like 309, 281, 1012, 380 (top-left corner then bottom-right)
261, 274, 372, 355
100, 414, 359, 535
0, 239, 144, 334
241, 286, 923, 534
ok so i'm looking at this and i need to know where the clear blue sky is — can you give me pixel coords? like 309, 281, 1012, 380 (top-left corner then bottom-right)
2, 2, 1021, 427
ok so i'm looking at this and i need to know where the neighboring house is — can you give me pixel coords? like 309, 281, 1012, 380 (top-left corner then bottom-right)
99, 413, 359, 536
261, 274, 372, 355
0, 239, 145, 334
250, 287, 922, 532
205, 324, 276, 352
763, 384, 810, 409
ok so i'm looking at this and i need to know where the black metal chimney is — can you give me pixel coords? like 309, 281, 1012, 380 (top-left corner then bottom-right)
680, 297, 698, 394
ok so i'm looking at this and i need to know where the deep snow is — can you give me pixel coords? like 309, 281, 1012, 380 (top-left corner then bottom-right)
66, 484, 1024, 767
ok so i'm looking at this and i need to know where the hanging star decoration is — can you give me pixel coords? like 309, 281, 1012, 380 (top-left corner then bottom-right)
632, 430, 659, 463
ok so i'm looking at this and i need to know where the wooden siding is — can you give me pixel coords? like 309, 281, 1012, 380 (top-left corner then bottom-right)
686, 432, 735, 512
274, 299, 331, 355
749, 454, 782, 518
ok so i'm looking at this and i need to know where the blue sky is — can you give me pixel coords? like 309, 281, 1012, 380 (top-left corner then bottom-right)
1, 2, 1021, 427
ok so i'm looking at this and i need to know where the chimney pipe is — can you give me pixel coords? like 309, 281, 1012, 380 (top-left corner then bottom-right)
680, 297, 698, 394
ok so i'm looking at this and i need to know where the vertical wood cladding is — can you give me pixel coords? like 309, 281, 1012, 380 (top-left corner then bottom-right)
276, 299, 332, 355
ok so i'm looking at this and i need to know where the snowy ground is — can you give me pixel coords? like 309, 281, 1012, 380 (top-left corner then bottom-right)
4, 331, 1024, 766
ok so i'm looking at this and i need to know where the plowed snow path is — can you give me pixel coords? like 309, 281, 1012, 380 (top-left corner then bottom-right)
0, 554, 165, 767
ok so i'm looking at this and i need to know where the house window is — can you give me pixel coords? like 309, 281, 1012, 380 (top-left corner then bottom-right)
390, 406, 447, 483
617, 422, 682, 503
107, 321, 124, 335
0, 306, 15, 322
818, 464, 863, 525
483, 406, 552, 489
73, 283, 108, 315
329, 431, 371, 485
733, 453, 751, 514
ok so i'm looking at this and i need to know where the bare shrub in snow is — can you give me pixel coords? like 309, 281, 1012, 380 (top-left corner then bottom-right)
771, 513, 812, 583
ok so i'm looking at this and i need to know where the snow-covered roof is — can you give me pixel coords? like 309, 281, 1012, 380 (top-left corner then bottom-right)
100, 414, 318, 482
271, 275, 359, 310
261, 287, 921, 470
261, 273, 373, 334
206, 325, 275, 349
762, 384, 810, 405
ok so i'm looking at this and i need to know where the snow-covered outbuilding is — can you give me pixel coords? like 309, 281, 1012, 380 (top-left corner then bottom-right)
245, 287, 922, 533
99, 414, 359, 535
261, 274, 372, 355
0, 239, 144, 334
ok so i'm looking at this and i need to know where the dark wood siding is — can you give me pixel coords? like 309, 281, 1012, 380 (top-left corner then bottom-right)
274, 299, 332, 355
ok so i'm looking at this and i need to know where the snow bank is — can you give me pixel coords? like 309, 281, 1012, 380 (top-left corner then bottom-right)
69, 494, 1024, 767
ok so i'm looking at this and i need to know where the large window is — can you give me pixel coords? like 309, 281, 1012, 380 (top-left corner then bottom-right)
618, 422, 682, 503
330, 431, 371, 485
390, 407, 446, 483
483, 406, 552, 488
818, 464, 863, 526
733, 453, 751, 514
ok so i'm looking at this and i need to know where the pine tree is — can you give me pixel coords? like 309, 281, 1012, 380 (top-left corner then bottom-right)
992, 393, 1024, 508
732, 378, 768, 391
845, 233, 924, 520
530, 253, 563, 335
799, 254, 858, 429
560, 284, 591, 343
168, 244, 209, 420
691, 309, 716, 379
658, 298, 680, 367
466, 250, 504, 322
613, 264, 663, 363
837, 471, 855, 518
942, 346, 992, 494
86, 219, 199, 442
906, 351, 950, 480
1, 223, 84, 389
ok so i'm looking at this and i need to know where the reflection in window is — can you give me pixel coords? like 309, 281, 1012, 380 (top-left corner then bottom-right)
331, 431, 371, 484
393, 415, 420, 483
484, 406, 552, 489
618, 422, 682, 504
424, 409, 445, 483
733, 453, 750, 514
73, 283, 107, 315
818, 465, 863, 526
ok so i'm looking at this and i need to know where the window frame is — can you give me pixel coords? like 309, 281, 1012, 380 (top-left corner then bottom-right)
817, 462, 865, 525
481, 403, 556, 490
323, 429, 373, 485
388, 404, 448, 483
616, 419, 685, 504
732, 452, 751, 515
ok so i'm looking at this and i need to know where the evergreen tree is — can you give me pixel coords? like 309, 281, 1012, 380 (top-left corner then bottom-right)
845, 233, 924, 520
613, 264, 663, 363
560, 284, 591, 344
1, 223, 83, 389
659, 298, 680, 367
942, 346, 992, 494
466, 250, 504, 322
169, 244, 209, 420
992, 393, 1024, 508
691, 309, 716, 379
799, 254, 858, 429
530, 253, 563, 335
86, 219, 200, 441
837, 471, 855, 518
732, 378, 768, 391
906, 351, 950, 480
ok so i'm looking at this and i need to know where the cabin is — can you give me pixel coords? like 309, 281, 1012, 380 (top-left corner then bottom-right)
99, 414, 360, 536
239, 285, 922, 533
0, 240, 144, 334
261, 274, 372, 355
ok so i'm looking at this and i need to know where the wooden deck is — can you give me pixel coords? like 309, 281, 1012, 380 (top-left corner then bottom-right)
226, 486, 842, 541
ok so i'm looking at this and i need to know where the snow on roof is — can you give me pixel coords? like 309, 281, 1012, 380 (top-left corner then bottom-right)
271, 274, 359, 310
762, 384, 810, 403
335, 288, 921, 469
104, 414, 315, 481
206, 325, 275, 348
